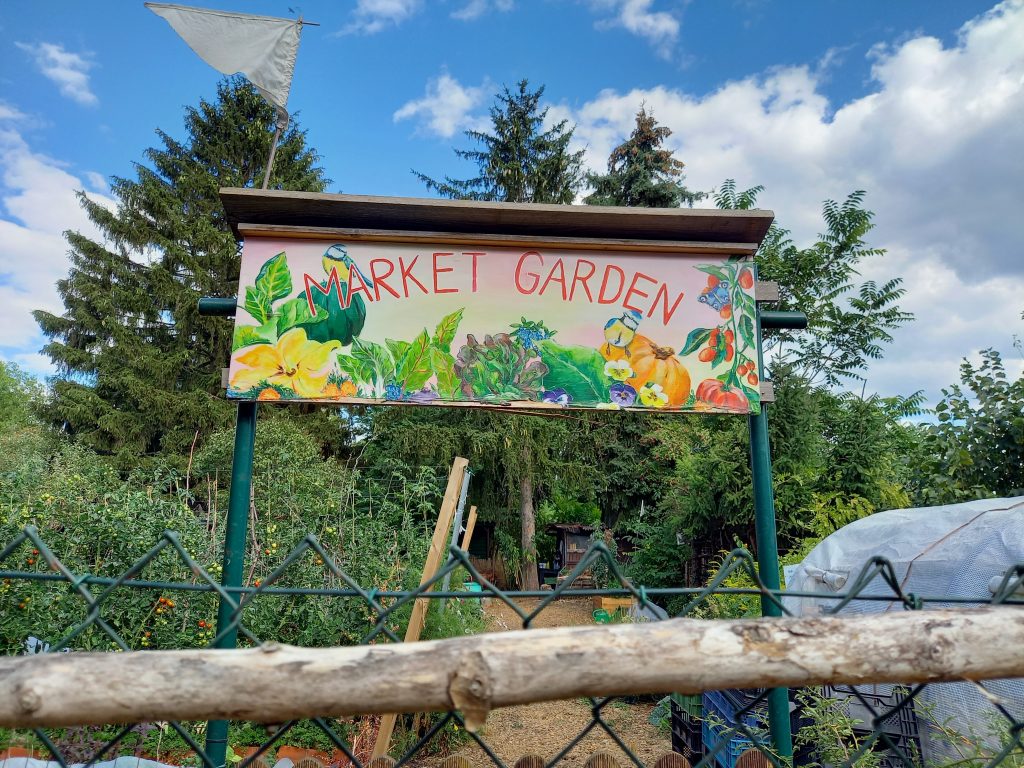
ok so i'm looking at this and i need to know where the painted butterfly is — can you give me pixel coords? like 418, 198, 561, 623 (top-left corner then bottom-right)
698, 281, 731, 312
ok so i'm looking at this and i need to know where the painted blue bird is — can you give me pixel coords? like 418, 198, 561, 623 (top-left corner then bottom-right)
296, 244, 370, 345
603, 309, 643, 357
321, 244, 374, 291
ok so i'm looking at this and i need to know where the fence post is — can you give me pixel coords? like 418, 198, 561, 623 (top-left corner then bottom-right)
748, 294, 794, 758
205, 400, 258, 768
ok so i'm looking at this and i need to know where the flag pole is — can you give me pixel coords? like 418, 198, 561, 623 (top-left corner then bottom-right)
261, 119, 284, 190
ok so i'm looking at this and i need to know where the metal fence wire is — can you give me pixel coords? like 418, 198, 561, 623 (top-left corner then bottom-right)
1, 525, 1022, 768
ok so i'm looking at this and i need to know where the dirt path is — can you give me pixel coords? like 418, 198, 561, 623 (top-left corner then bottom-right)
419, 597, 673, 767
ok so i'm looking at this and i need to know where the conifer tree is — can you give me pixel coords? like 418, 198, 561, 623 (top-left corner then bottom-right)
414, 79, 585, 204
34, 78, 328, 466
585, 106, 703, 208
410, 79, 588, 588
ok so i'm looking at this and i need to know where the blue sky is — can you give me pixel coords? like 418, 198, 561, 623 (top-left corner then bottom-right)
1, 0, 1022, 405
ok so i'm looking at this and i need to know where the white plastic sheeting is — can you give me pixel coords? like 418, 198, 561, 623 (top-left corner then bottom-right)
784, 496, 1024, 757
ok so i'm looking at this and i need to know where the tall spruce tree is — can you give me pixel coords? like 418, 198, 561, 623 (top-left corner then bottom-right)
34, 78, 328, 466
408, 80, 588, 588
414, 79, 585, 204
585, 106, 703, 208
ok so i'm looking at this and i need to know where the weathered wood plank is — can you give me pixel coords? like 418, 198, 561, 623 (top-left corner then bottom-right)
2, 608, 1021, 729
220, 189, 775, 245
235, 223, 761, 256
754, 281, 780, 302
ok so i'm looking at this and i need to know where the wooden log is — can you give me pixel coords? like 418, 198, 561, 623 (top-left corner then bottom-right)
1, 608, 1021, 729
514, 756, 545, 768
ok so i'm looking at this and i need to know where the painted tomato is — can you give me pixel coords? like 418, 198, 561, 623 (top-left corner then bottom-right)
738, 268, 754, 290
695, 378, 748, 411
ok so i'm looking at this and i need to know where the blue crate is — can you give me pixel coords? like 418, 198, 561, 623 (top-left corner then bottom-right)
703, 689, 768, 731
702, 719, 769, 768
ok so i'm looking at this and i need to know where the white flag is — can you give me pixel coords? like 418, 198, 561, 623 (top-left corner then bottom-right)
146, 3, 300, 128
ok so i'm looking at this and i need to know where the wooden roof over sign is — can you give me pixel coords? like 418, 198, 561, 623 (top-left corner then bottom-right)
218, 188, 775, 254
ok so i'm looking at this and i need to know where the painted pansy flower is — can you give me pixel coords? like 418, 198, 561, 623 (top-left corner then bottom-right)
609, 382, 637, 407
230, 328, 341, 399
604, 359, 634, 381
541, 388, 571, 405
638, 382, 669, 408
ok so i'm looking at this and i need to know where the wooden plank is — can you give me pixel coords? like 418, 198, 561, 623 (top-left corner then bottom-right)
3, 607, 1022, 728
236, 223, 760, 256
754, 280, 780, 302
372, 457, 469, 758
759, 381, 775, 402
653, 753, 691, 768
584, 752, 620, 768
514, 757, 545, 768
220, 188, 775, 246
459, 506, 478, 552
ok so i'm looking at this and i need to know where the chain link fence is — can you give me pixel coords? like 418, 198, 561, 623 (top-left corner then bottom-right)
2, 524, 1022, 768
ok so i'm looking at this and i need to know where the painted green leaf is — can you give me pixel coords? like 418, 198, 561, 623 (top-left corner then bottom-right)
275, 297, 324, 336
232, 325, 273, 351
429, 347, 458, 399
352, 338, 395, 384
680, 327, 713, 356
244, 286, 269, 325
739, 314, 755, 352
386, 338, 411, 363
336, 354, 371, 386
254, 252, 292, 304
743, 384, 761, 414
432, 308, 465, 350
398, 329, 432, 391
537, 340, 608, 405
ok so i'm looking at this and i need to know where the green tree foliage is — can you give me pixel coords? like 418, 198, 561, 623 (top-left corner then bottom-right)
33, 78, 328, 467
407, 80, 591, 587
584, 106, 703, 208
355, 406, 600, 589
715, 181, 913, 387
414, 79, 585, 204
910, 346, 1024, 504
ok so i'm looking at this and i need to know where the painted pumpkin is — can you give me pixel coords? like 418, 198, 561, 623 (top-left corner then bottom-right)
611, 335, 691, 406
695, 378, 748, 411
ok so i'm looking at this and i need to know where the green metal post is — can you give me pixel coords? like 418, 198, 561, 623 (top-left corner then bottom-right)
205, 401, 257, 768
749, 304, 794, 759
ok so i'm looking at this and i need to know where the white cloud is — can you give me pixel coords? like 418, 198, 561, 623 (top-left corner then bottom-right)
452, 0, 514, 21
84, 171, 108, 193
341, 0, 422, 34
16, 42, 98, 106
0, 102, 27, 121
394, 73, 490, 138
560, 0, 1024, 402
0, 122, 115, 376
591, 0, 681, 59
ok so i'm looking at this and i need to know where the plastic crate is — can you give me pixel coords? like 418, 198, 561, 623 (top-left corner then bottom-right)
822, 685, 920, 737
703, 690, 768, 731
669, 699, 703, 761
702, 719, 772, 768
671, 692, 703, 719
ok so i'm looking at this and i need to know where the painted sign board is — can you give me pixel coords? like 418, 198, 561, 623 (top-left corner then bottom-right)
227, 236, 760, 413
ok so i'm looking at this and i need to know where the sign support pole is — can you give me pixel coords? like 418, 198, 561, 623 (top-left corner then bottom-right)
748, 297, 797, 758
205, 400, 258, 768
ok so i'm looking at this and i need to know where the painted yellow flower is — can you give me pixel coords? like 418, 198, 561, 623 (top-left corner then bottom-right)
638, 382, 669, 408
604, 359, 634, 381
230, 328, 341, 398
339, 379, 358, 397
